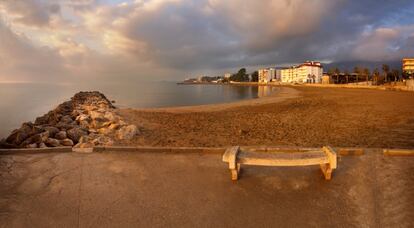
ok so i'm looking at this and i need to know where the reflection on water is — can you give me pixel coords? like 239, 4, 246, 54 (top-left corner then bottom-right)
0, 82, 277, 138
258, 86, 274, 98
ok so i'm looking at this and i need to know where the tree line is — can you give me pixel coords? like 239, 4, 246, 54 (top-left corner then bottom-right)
327, 64, 410, 84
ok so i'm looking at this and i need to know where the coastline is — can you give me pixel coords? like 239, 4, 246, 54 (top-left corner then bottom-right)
117, 86, 414, 148
121, 86, 300, 113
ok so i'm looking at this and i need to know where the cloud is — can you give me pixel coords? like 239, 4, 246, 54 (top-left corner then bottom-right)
0, 0, 413, 82
0, 0, 61, 27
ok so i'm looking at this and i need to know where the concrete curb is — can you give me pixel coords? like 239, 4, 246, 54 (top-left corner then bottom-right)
0, 146, 227, 155
1, 146, 413, 156
383, 149, 414, 156
94, 146, 226, 154
0, 147, 73, 155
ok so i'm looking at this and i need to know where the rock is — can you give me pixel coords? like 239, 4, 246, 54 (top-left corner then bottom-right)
108, 123, 120, 130
20, 131, 49, 147
93, 119, 111, 129
26, 143, 38, 148
45, 138, 60, 147
89, 111, 105, 120
76, 114, 91, 122
104, 112, 119, 122
56, 122, 76, 131
35, 114, 49, 125
6, 122, 40, 145
67, 127, 88, 143
43, 126, 59, 138
74, 142, 95, 148
60, 115, 74, 124
116, 125, 138, 140
78, 120, 90, 129
55, 131, 67, 140
0, 138, 16, 149
98, 127, 114, 135
92, 136, 114, 146
60, 138, 74, 146
38, 142, 47, 148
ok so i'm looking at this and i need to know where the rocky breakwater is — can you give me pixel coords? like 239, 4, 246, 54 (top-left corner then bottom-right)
0, 91, 138, 149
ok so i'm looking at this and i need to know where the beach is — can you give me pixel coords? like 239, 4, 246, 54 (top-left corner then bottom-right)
118, 86, 414, 148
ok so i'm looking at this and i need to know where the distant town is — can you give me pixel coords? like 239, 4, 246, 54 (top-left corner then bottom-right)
182, 58, 414, 86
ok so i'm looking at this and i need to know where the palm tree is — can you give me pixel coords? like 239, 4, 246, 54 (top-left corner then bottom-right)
353, 66, 361, 83
334, 67, 341, 84
363, 68, 370, 84
373, 68, 380, 85
382, 64, 390, 82
391, 69, 400, 82
344, 70, 350, 84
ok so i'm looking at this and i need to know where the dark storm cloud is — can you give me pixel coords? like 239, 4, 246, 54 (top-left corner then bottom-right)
0, 0, 413, 81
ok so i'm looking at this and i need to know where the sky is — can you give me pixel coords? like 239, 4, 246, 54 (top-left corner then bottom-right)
0, 0, 413, 83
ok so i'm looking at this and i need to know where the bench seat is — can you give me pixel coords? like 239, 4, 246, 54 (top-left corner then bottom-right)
222, 146, 337, 181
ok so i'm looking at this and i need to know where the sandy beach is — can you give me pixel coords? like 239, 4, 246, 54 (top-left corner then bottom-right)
118, 86, 414, 148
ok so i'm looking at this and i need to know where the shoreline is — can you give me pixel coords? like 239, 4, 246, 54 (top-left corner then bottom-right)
121, 86, 301, 113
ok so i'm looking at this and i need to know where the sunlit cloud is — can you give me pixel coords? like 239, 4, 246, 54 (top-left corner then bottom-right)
0, 0, 413, 83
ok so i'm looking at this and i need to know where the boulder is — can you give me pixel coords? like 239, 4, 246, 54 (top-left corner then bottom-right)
0, 138, 16, 149
60, 138, 74, 146
20, 131, 49, 147
55, 131, 67, 140
91, 136, 114, 146
76, 114, 91, 122
98, 127, 114, 135
93, 119, 111, 129
45, 138, 60, 147
38, 142, 47, 148
89, 111, 105, 120
35, 114, 49, 125
6, 122, 42, 145
67, 127, 88, 143
43, 126, 59, 138
74, 142, 95, 149
56, 122, 77, 131
104, 112, 119, 122
60, 115, 74, 124
116, 125, 138, 140
26, 143, 38, 149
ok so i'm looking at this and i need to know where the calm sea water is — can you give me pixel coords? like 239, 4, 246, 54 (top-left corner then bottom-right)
0, 82, 277, 138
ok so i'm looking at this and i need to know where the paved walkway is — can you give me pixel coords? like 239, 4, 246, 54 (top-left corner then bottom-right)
1, 150, 413, 227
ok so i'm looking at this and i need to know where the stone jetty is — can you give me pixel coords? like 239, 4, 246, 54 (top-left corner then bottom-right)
0, 91, 138, 149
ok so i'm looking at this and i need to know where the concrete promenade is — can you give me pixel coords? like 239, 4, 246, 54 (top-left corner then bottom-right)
1, 149, 413, 227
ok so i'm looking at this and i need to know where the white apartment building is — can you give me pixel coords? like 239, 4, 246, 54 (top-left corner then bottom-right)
281, 61, 323, 83
224, 73, 232, 79
258, 68, 276, 83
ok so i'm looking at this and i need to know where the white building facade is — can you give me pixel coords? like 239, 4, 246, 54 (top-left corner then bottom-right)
258, 68, 277, 83
281, 61, 323, 83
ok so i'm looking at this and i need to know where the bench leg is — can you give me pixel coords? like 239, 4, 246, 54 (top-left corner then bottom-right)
320, 163, 333, 180
230, 163, 241, 180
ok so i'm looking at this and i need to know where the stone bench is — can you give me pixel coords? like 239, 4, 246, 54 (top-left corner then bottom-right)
222, 146, 337, 180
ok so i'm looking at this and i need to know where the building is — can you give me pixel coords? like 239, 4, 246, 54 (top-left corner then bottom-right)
281, 61, 323, 83
258, 68, 277, 83
402, 58, 414, 75
224, 73, 232, 79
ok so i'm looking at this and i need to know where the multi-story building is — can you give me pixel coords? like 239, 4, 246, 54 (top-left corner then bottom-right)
258, 67, 282, 83
224, 73, 232, 79
402, 58, 414, 75
281, 61, 323, 83
258, 68, 273, 83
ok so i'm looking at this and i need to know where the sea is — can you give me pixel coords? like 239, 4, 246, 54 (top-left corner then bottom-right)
0, 81, 277, 138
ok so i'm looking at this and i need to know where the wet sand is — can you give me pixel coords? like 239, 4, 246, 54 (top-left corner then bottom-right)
119, 86, 414, 148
